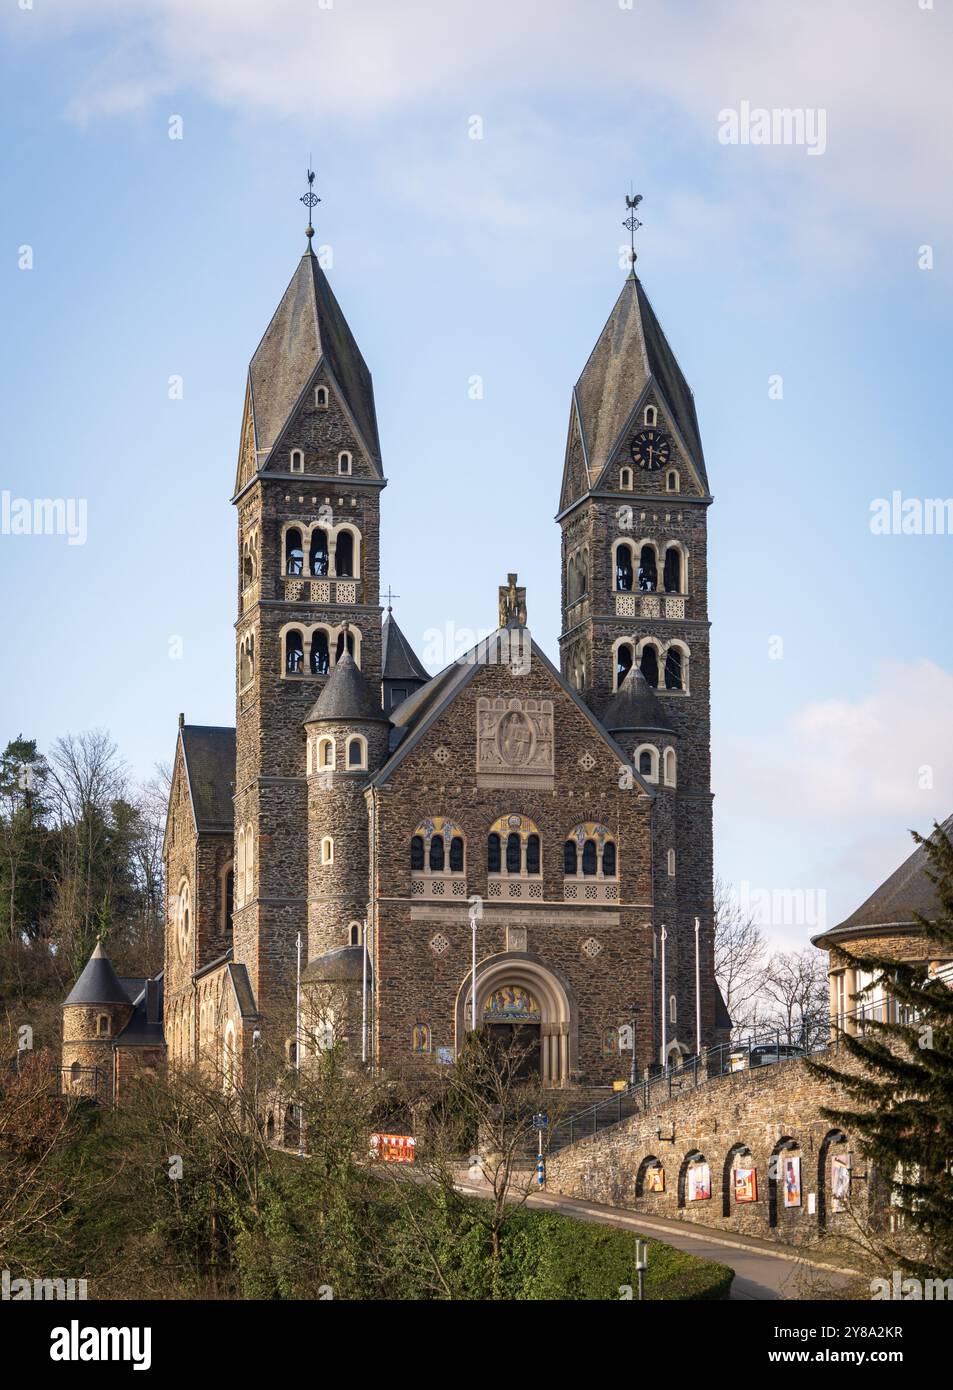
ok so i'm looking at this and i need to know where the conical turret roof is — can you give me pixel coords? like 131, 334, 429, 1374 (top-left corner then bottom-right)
64, 941, 130, 1007
304, 651, 388, 724
382, 611, 430, 684
602, 665, 675, 736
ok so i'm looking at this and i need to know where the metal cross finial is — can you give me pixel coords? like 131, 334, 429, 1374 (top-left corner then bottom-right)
301, 166, 320, 246
623, 190, 643, 276
383, 584, 400, 613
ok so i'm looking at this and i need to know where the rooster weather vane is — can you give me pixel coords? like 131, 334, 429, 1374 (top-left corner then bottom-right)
301, 167, 320, 246
623, 191, 643, 274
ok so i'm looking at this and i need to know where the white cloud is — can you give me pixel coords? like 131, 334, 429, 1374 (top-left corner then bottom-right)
9, 0, 953, 256
714, 660, 953, 940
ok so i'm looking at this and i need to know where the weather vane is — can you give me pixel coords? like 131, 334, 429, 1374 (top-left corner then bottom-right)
623, 190, 643, 275
301, 166, 320, 246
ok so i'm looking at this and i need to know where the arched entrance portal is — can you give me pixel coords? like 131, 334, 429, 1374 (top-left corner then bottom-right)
456, 953, 575, 1086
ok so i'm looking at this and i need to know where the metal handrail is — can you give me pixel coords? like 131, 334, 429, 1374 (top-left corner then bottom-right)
548, 1003, 889, 1150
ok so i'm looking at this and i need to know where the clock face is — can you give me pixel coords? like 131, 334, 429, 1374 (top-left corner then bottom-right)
629, 428, 671, 472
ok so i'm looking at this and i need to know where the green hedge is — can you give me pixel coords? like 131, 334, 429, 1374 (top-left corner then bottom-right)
495, 1206, 733, 1301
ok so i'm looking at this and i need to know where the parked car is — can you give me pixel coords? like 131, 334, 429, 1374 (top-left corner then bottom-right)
725, 1042, 805, 1072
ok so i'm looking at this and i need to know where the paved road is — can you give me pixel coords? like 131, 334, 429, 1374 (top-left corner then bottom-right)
454, 1180, 853, 1300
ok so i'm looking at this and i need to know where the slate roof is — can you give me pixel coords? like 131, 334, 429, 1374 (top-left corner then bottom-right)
304, 651, 388, 724
573, 274, 708, 491
114, 977, 165, 1048
247, 249, 381, 470
820, 815, 953, 943
64, 942, 131, 1007
180, 725, 236, 833
382, 611, 430, 685
602, 665, 675, 736
302, 945, 370, 985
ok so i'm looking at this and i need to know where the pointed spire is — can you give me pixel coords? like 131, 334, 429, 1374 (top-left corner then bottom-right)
571, 273, 707, 489
382, 609, 429, 685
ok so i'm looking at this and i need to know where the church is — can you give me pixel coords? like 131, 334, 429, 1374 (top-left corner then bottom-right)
61, 202, 733, 1102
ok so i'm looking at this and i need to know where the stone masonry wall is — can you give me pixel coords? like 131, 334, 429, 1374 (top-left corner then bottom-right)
546, 1051, 874, 1246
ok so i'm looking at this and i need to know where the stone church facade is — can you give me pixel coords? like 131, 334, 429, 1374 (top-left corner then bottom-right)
64, 225, 735, 1098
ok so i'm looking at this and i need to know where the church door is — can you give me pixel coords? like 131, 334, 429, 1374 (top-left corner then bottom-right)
486, 1021, 541, 1080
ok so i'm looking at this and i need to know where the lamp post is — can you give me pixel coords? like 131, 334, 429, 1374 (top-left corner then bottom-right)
468, 896, 483, 1032
627, 1003, 638, 1087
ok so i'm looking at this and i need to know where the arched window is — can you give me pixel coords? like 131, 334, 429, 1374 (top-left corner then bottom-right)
245, 825, 254, 898
317, 736, 335, 769
620, 467, 633, 490
335, 628, 355, 662
526, 834, 541, 875
487, 833, 501, 874
237, 828, 246, 906
224, 866, 234, 933
311, 630, 330, 676
290, 449, 304, 473
349, 921, 362, 946
239, 632, 255, 688
321, 836, 334, 866
315, 385, 329, 408
602, 841, 617, 877
638, 544, 657, 592
667, 848, 676, 877
334, 529, 354, 577
663, 747, 677, 786
338, 451, 352, 475
346, 735, 366, 769
640, 644, 659, 688
429, 834, 445, 872
449, 836, 464, 872
666, 469, 679, 493
615, 542, 634, 592
669, 994, 677, 1024
582, 840, 597, 876
636, 743, 659, 782
285, 528, 304, 575
309, 529, 329, 576
665, 647, 684, 691
505, 832, 522, 874
616, 642, 634, 687
663, 546, 682, 594
410, 835, 425, 871
285, 629, 304, 674
563, 840, 578, 875
96, 1013, 111, 1037
644, 404, 657, 426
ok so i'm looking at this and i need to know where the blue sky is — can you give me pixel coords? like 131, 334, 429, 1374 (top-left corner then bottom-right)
1, 0, 951, 944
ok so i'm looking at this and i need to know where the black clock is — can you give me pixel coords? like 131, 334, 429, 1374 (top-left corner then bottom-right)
629, 428, 671, 471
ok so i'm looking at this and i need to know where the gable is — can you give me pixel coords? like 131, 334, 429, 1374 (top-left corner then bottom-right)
594, 385, 708, 500
266, 363, 382, 482
372, 633, 653, 801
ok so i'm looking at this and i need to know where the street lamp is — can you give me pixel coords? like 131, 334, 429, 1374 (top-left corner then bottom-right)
627, 1003, 638, 1087
468, 896, 483, 1032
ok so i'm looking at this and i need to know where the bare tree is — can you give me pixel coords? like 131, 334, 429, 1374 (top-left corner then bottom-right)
760, 947, 829, 1043
713, 876, 768, 1035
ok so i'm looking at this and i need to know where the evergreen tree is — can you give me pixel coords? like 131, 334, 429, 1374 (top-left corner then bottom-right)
809, 822, 953, 1279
